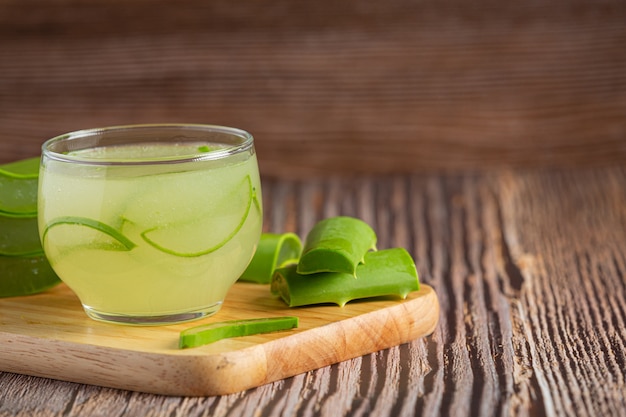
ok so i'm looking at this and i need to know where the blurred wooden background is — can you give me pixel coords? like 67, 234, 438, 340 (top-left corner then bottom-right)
0, 0, 625, 177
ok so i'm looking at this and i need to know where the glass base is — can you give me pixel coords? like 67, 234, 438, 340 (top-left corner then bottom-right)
82, 302, 223, 326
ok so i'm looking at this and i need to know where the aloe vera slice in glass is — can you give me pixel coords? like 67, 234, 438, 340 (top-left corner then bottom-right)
239, 232, 302, 284
141, 175, 253, 257
42, 216, 137, 251
297, 216, 377, 276
179, 316, 299, 348
0, 212, 43, 256
0, 157, 40, 215
272, 248, 419, 307
0, 254, 61, 297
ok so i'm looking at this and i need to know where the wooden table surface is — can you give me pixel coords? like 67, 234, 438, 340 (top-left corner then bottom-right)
1, 1, 625, 416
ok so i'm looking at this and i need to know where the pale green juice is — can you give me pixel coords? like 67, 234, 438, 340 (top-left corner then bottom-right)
38, 143, 262, 322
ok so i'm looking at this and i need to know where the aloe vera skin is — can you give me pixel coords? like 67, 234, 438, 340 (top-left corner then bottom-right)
272, 248, 419, 307
239, 233, 302, 284
0, 157, 40, 178
179, 316, 299, 348
0, 254, 61, 297
297, 216, 377, 276
0, 212, 43, 256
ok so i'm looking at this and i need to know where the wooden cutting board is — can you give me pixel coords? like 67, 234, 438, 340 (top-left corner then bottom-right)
0, 282, 439, 396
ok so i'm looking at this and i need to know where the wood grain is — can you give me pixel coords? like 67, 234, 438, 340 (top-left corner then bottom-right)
0, 0, 625, 176
2, 167, 625, 416
0, 283, 439, 396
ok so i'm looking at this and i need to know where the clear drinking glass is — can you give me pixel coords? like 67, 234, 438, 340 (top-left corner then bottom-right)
38, 124, 263, 325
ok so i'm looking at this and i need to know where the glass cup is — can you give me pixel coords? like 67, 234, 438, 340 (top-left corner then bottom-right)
38, 124, 263, 325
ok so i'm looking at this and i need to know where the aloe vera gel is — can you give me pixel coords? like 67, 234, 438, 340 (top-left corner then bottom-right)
38, 125, 263, 325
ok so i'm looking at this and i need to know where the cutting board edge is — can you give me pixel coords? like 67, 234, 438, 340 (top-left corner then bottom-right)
255, 284, 441, 394
0, 285, 439, 396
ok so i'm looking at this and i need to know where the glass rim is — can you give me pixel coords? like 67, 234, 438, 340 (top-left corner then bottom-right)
41, 123, 255, 165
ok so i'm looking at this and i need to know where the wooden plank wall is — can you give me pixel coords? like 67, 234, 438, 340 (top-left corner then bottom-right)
1, 0, 625, 177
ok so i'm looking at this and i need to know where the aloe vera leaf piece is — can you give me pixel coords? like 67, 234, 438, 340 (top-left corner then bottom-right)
0, 212, 43, 256
0, 175, 38, 215
297, 216, 377, 276
0, 254, 61, 297
0, 157, 40, 215
141, 175, 253, 257
238, 233, 302, 284
179, 316, 299, 349
0, 157, 40, 179
272, 248, 419, 307
42, 216, 137, 251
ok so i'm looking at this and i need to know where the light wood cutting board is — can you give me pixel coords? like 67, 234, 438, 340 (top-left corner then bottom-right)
0, 282, 439, 396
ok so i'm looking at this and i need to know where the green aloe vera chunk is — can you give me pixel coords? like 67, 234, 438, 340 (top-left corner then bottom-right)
0, 212, 43, 256
0, 157, 40, 215
239, 232, 302, 284
0, 157, 40, 178
42, 216, 137, 251
272, 248, 419, 307
179, 316, 299, 349
297, 216, 377, 276
0, 254, 61, 297
141, 175, 254, 257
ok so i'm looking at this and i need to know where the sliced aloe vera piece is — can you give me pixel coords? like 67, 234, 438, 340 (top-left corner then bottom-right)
141, 175, 254, 257
0, 254, 61, 297
0, 212, 43, 256
297, 216, 377, 276
0, 157, 40, 178
239, 233, 302, 284
179, 316, 299, 349
272, 248, 419, 307
42, 216, 136, 251
0, 157, 40, 215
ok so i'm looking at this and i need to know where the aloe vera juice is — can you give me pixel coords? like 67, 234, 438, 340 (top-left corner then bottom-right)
38, 143, 262, 322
